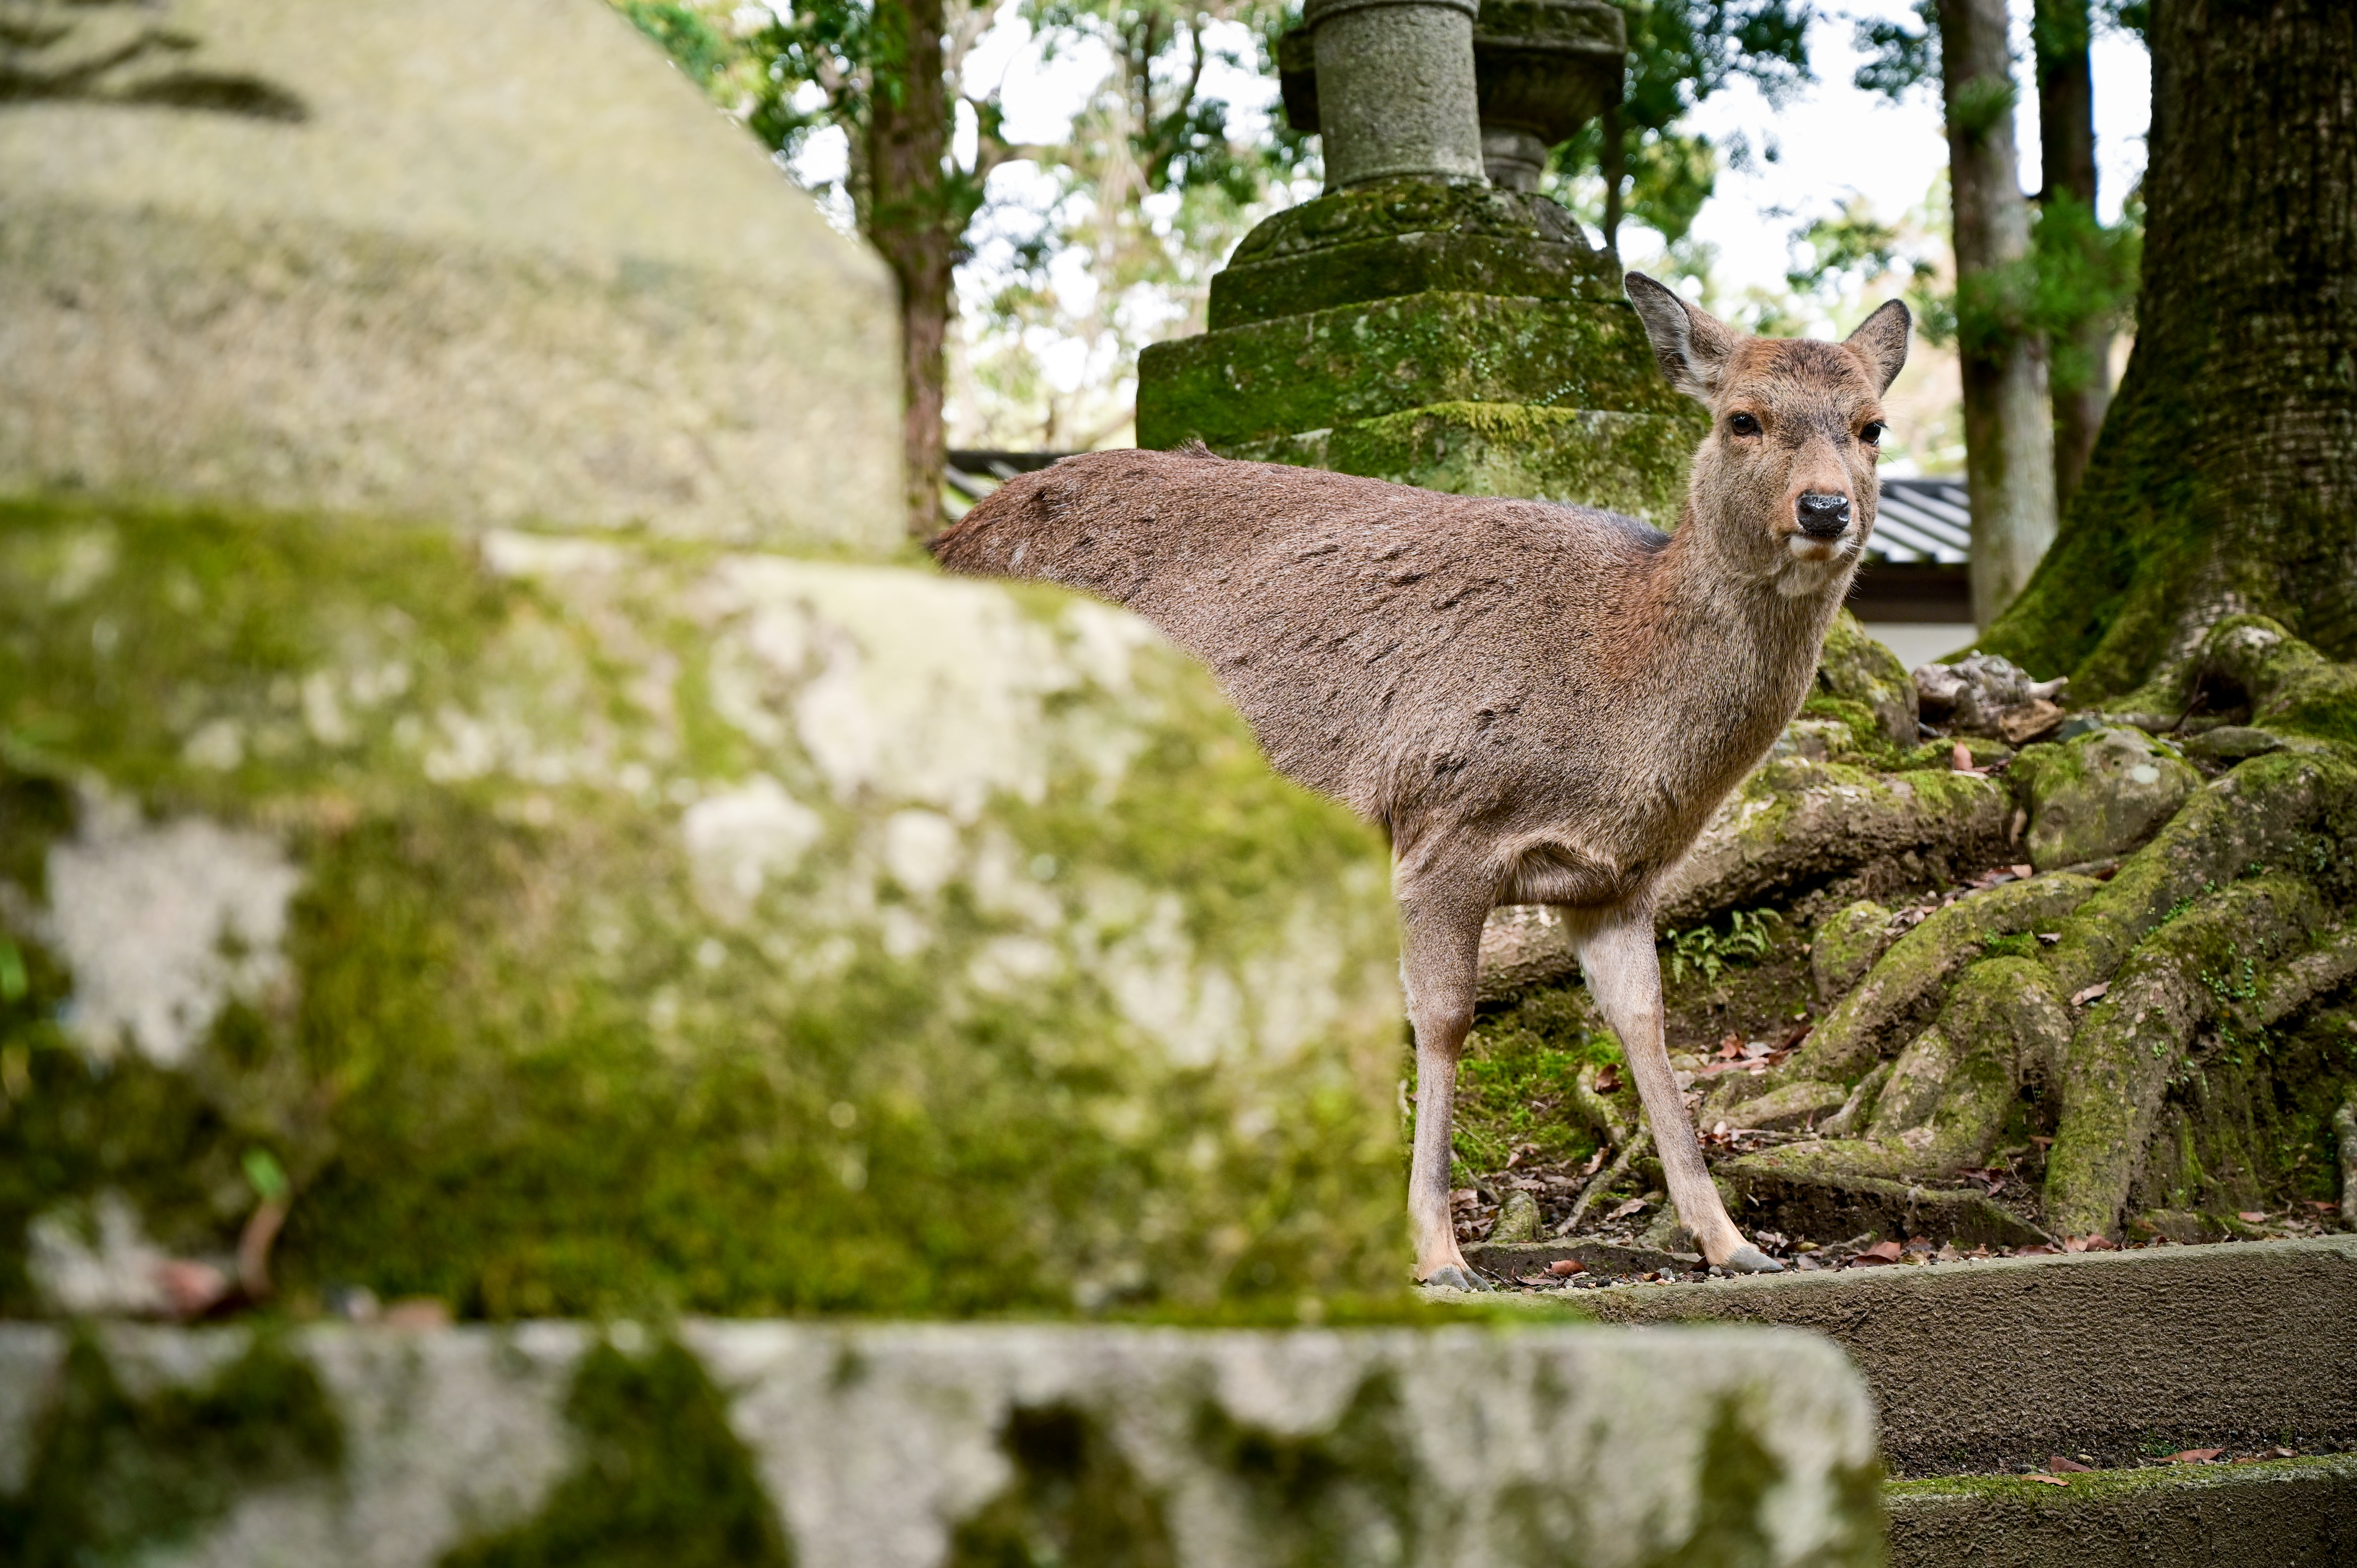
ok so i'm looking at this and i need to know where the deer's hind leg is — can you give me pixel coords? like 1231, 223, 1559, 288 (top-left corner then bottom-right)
1396, 876, 1494, 1291
1570, 906, 1784, 1274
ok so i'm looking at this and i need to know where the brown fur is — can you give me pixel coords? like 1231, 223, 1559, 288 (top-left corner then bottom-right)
935, 275, 1909, 1282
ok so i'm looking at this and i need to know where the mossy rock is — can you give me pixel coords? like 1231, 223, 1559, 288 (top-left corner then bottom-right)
1812, 611, 1919, 753
2013, 727, 2200, 872
1223, 401, 1700, 529
0, 494, 1406, 1319
1136, 292, 1686, 453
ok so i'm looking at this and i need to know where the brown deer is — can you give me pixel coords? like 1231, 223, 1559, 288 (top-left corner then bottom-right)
934, 275, 1909, 1286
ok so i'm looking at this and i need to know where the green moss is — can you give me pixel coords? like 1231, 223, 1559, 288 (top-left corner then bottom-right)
0, 1331, 344, 1567
1224, 402, 1702, 527
1209, 179, 1621, 329
0, 491, 1409, 1319
440, 1337, 792, 1568
948, 1404, 1176, 1568
1190, 1373, 1420, 1567
1136, 293, 1687, 451
1813, 610, 1919, 754
1454, 988, 1623, 1176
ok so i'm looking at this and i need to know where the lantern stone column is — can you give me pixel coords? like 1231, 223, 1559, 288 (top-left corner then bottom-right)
1305, 0, 1488, 188
1137, 0, 1703, 524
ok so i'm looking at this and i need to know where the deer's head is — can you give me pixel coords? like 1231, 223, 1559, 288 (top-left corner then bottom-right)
1624, 273, 1910, 586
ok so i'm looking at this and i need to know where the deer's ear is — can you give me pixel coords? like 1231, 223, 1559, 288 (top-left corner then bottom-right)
1845, 298, 1912, 394
1624, 272, 1738, 403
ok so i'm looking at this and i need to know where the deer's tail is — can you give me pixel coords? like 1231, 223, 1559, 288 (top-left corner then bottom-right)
928, 443, 1220, 603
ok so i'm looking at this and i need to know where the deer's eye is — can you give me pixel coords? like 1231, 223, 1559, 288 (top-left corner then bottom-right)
1728, 412, 1762, 437
1861, 421, 1886, 445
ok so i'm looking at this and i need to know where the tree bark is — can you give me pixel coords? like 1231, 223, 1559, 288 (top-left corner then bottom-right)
2035, 0, 2111, 512
1939, 0, 2059, 629
1599, 101, 1625, 256
866, 0, 954, 539
1986, 0, 2357, 699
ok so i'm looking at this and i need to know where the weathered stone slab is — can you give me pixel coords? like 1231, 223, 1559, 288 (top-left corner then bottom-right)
0, 1320, 1882, 1568
1568, 1238, 2357, 1477
1887, 1454, 2357, 1568
0, 0, 899, 551
0, 496, 1403, 1318
1136, 292, 1686, 451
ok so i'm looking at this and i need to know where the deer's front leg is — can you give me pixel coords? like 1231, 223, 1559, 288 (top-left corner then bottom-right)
1573, 907, 1784, 1274
1398, 879, 1490, 1291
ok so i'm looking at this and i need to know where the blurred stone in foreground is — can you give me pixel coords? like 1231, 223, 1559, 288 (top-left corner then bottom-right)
0, 0, 899, 551
0, 499, 1404, 1317
0, 1321, 1882, 1567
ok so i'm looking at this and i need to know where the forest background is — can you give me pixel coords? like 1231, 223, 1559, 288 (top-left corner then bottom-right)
610, 0, 2150, 501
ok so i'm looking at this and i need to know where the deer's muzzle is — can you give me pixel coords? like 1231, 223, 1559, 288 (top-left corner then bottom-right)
1795, 492, 1852, 540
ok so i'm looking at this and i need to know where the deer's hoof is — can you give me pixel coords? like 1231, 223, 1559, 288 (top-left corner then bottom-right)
1420, 1264, 1489, 1292
1719, 1245, 1785, 1274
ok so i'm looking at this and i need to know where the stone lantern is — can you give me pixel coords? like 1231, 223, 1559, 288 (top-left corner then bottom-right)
1136, 0, 1702, 519
1277, 0, 1627, 192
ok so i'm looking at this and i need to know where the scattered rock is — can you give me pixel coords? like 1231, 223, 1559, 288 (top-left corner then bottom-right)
1914, 653, 2069, 739
2180, 725, 2283, 763
1489, 1189, 1544, 1243
2012, 726, 2200, 872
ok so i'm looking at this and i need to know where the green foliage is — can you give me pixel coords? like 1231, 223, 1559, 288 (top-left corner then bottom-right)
1452, 989, 1623, 1174
1852, 0, 1938, 100
1664, 909, 1781, 987
1949, 191, 2141, 369
0, 1335, 343, 1568
442, 1338, 792, 1568
1544, 0, 1814, 249
948, 1404, 1177, 1568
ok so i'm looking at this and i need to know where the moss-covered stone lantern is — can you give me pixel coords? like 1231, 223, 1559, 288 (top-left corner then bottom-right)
1136, 0, 1705, 522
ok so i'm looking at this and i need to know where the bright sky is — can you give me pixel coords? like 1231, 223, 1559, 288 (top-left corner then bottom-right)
1670, 0, 2150, 300
793, 3, 2151, 396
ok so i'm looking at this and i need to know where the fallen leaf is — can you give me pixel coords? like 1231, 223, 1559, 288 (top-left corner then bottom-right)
1609, 1198, 1648, 1220
2013, 1243, 2060, 1256
1547, 1258, 1586, 1277
2047, 1456, 2094, 1473
2010, 863, 2034, 879
1951, 741, 1988, 775
2062, 1234, 2119, 1252
2025, 1474, 2070, 1487
2071, 982, 2110, 1006
2237, 1211, 2269, 1223
156, 1259, 233, 1319
384, 1297, 453, 1329
1716, 1034, 1744, 1059
2312, 1200, 2336, 1213
1594, 1065, 1621, 1094
1850, 1240, 1903, 1267
2161, 1448, 2223, 1464
1579, 1148, 1606, 1178
2037, 931, 2062, 944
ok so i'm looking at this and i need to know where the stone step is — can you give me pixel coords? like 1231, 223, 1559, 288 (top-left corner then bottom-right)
1886, 1453, 2357, 1567
1475, 1236, 2357, 1478
0, 1319, 1880, 1567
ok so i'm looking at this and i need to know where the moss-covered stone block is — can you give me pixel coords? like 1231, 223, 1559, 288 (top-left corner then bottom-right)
0, 1321, 1885, 1567
1207, 179, 1622, 329
0, 0, 900, 552
1136, 292, 1686, 452
1223, 401, 1700, 527
0, 493, 1406, 1319
2013, 727, 2200, 872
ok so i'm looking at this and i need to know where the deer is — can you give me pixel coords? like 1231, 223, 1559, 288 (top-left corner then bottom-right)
933, 274, 1910, 1287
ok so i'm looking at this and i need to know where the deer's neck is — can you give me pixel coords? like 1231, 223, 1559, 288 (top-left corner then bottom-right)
1634, 508, 1856, 769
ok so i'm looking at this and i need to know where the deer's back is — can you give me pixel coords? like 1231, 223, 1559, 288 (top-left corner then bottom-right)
933, 450, 1692, 852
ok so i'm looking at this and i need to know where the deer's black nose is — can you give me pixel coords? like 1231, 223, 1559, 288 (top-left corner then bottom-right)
1795, 492, 1852, 539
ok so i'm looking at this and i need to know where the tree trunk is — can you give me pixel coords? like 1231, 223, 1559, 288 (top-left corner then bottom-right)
2035, 0, 2111, 512
1986, 0, 2357, 700
1599, 101, 1625, 256
1940, 0, 2059, 629
866, 0, 954, 539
